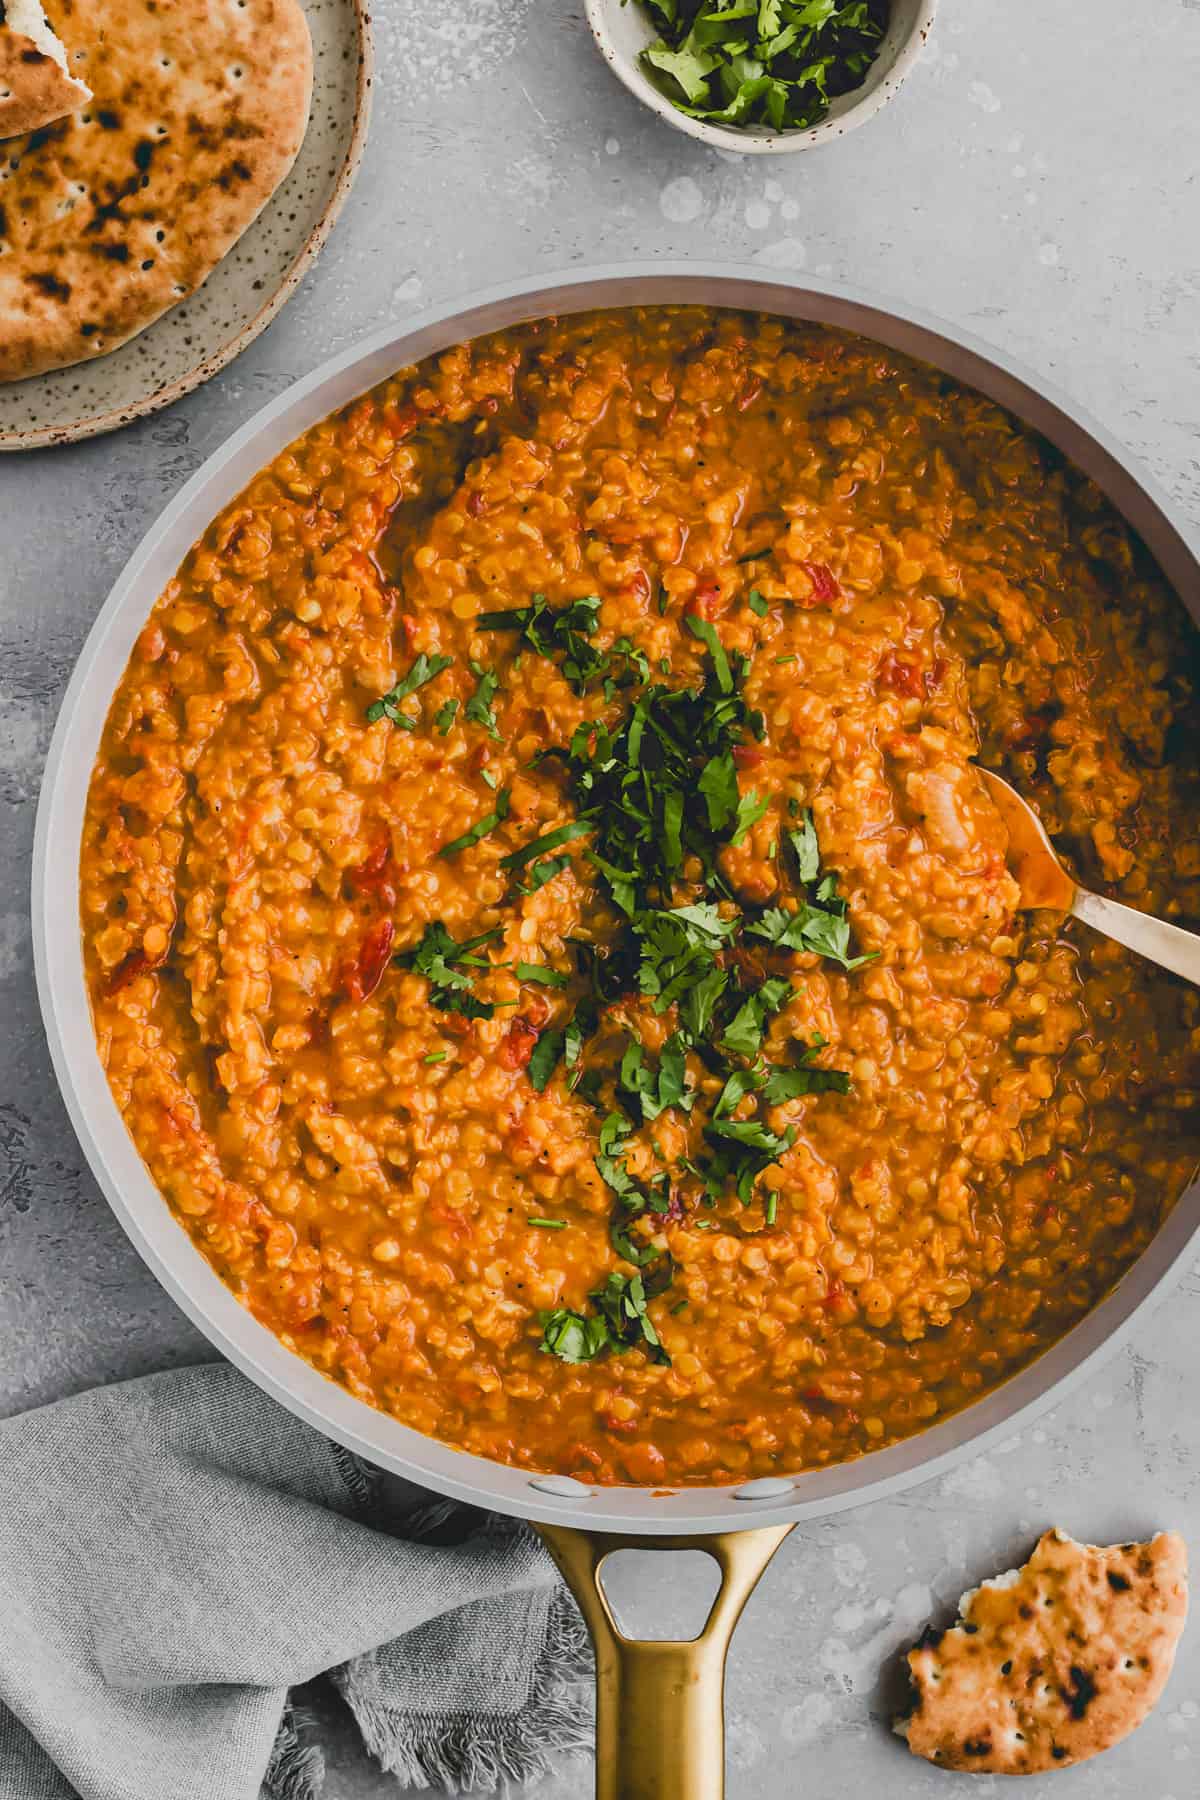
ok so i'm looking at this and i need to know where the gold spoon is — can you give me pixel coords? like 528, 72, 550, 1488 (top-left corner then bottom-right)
977, 766, 1200, 986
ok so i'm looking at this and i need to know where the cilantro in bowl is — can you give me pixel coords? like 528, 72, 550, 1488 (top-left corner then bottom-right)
631, 0, 889, 133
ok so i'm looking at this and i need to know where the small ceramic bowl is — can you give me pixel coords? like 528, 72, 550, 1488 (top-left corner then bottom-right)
584, 0, 936, 155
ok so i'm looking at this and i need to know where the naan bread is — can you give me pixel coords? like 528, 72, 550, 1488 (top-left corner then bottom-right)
0, 0, 90, 139
895, 1529, 1188, 1774
0, 0, 313, 381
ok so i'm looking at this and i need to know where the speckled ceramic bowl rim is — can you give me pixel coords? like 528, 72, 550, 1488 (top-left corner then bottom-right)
0, 0, 374, 454
33, 262, 1200, 1534
583, 0, 936, 155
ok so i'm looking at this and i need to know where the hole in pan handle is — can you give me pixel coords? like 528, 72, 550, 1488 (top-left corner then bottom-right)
537, 1522, 793, 1800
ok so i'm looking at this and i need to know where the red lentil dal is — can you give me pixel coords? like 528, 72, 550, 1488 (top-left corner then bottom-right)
80, 307, 1200, 1486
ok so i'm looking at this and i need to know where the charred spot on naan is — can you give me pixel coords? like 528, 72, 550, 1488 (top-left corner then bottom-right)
0, 0, 313, 381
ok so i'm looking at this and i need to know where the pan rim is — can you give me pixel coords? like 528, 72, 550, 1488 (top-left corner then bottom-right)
33, 259, 1200, 1533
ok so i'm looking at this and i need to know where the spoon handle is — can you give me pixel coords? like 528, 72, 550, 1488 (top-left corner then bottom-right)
1072, 888, 1200, 986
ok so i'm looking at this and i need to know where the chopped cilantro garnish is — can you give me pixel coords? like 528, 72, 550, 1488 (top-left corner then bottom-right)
394, 578, 881, 1344
761, 1059, 850, 1102
538, 1308, 610, 1363
537, 1267, 672, 1365
634, 0, 887, 135
749, 900, 876, 969
593, 1110, 674, 1267
698, 1032, 849, 1201
434, 696, 459, 735
719, 975, 791, 1057
465, 662, 501, 739
477, 593, 649, 696
500, 819, 593, 873
703, 1116, 797, 1206
685, 613, 732, 693
568, 659, 764, 909
732, 786, 771, 845
788, 807, 821, 882
396, 921, 503, 1019
529, 1216, 567, 1230
528, 1027, 567, 1092
592, 1268, 671, 1363
518, 853, 572, 894
423, 1050, 448, 1064
438, 787, 511, 858
516, 962, 569, 987
366, 653, 453, 725
477, 593, 600, 653
697, 748, 740, 832
748, 589, 769, 617
618, 1031, 694, 1123
635, 904, 735, 1025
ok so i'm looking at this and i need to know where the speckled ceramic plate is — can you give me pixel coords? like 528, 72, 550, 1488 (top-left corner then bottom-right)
0, 0, 372, 452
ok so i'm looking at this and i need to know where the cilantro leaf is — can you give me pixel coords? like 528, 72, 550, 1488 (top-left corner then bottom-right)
366, 653, 453, 725
680, 961, 729, 1041
643, 35, 722, 105
567, 658, 764, 910
788, 808, 820, 882
593, 1109, 675, 1270
759, 1062, 849, 1103
528, 1028, 566, 1092
519, 853, 572, 894
698, 750, 739, 831
731, 786, 770, 845
749, 902, 875, 969
438, 787, 511, 858
465, 662, 501, 739
396, 920, 503, 1019
500, 819, 593, 873
591, 1270, 671, 1364
703, 1116, 797, 1205
635, 904, 736, 1021
686, 613, 732, 693
720, 975, 791, 1057
533, 1111, 675, 1329
618, 1031, 694, 1123
564, 1011, 587, 1069
516, 962, 569, 987
597, 1107, 634, 1167
747, 813, 877, 968
538, 1308, 610, 1363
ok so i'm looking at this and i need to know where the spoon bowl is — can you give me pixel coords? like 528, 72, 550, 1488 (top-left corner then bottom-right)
975, 767, 1076, 912
978, 765, 1200, 986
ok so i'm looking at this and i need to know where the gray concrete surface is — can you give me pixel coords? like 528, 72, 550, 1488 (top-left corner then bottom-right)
3, 1, 1200, 1795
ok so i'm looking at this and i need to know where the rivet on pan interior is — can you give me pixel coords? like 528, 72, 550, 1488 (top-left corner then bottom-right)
732, 1477, 794, 1501
530, 1474, 594, 1499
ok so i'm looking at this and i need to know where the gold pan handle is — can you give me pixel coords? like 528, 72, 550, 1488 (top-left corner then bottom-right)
537, 1522, 792, 1800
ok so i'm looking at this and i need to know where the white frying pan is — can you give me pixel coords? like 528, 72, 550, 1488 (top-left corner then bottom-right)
32, 264, 1200, 1800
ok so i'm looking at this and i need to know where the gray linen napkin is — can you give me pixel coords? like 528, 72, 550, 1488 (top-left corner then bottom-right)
0, 1363, 592, 1800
